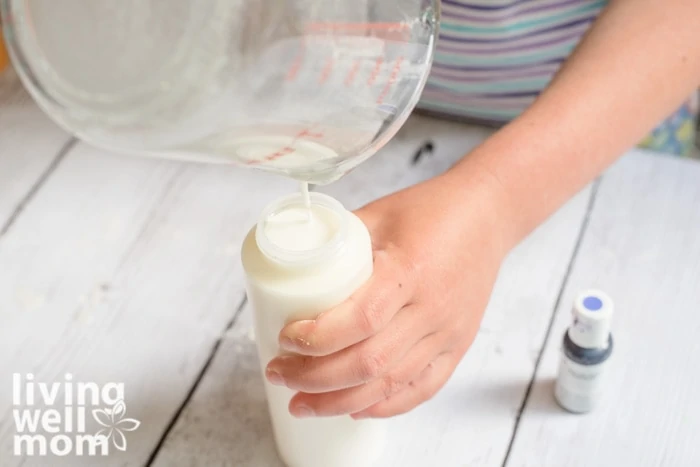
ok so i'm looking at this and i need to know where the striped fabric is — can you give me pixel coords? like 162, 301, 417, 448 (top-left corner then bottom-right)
418, 0, 700, 156
418, 0, 606, 123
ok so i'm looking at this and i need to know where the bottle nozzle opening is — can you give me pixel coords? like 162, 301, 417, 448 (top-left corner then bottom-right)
255, 192, 349, 267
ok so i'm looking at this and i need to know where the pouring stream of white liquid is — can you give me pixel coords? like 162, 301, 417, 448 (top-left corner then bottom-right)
300, 181, 311, 220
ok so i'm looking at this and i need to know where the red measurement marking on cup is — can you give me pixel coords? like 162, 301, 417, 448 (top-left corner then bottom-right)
376, 56, 405, 105
367, 57, 384, 86
344, 59, 361, 87
319, 56, 335, 84
286, 46, 306, 82
307, 22, 409, 31
296, 129, 324, 139
262, 146, 295, 163
306, 22, 411, 40
270, 146, 294, 160
244, 128, 325, 166
245, 146, 294, 166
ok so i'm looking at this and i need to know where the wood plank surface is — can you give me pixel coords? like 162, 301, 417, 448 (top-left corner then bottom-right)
3, 70, 699, 467
151, 115, 591, 467
0, 71, 72, 232
505, 151, 700, 467
0, 137, 296, 465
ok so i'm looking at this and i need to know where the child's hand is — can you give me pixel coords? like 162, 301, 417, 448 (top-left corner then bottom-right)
265, 168, 513, 418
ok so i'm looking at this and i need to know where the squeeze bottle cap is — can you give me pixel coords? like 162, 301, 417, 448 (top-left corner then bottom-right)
568, 290, 613, 349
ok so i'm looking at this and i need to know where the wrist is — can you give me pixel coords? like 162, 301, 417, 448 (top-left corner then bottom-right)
445, 110, 566, 253
447, 105, 590, 252
438, 150, 522, 259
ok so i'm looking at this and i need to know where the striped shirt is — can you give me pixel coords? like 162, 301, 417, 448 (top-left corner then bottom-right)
418, 0, 606, 124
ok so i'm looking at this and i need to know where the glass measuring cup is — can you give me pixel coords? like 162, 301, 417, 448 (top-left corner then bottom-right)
1, 0, 439, 184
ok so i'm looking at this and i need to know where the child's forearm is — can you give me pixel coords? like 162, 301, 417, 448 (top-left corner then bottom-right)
449, 0, 700, 249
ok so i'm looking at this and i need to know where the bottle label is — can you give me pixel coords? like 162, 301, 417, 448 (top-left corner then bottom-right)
555, 354, 608, 413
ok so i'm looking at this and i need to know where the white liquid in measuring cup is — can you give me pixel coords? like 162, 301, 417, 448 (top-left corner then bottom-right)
241, 190, 385, 467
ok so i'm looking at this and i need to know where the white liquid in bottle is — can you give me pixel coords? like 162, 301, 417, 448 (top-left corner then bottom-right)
241, 190, 385, 467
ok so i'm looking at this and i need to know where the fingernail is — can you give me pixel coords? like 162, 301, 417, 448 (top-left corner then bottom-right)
266, 368, 285, 386
280, 336, 302, 352
292, 405, 314, 418
279, 321, 315, 352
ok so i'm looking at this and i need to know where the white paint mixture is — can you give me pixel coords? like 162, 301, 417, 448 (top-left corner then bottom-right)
261, 184, 331, 252
242, 190, 385, 467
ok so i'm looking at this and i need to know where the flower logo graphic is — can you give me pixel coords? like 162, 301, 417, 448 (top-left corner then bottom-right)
92, 400, 141, 452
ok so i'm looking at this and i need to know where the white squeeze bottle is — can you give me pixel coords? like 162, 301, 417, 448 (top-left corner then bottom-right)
241, 187, 385, 467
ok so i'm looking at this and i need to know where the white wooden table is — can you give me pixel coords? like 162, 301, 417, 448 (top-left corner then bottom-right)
1, 70, 700, 467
